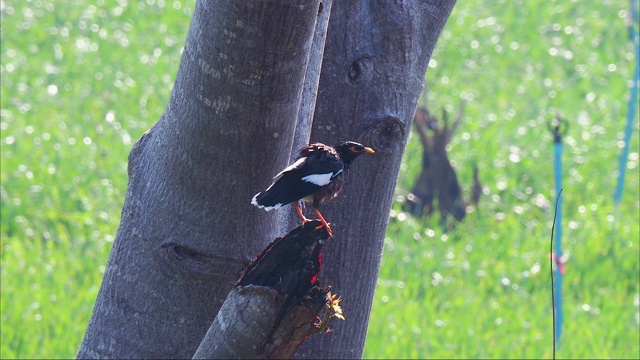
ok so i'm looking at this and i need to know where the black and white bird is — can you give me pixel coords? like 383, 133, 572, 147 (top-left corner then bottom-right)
251, 141, 375, 236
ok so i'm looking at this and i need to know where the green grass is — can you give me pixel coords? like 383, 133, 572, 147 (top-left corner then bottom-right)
1, 0, 190, 356
1, 0, 638, 358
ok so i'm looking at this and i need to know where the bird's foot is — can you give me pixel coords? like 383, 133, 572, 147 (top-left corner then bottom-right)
314, 221, 333, 238
312, 207, 333, 238
300, 218, 332, 237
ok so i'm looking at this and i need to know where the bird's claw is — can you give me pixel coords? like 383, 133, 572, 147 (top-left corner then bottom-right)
314, 222, 333, 238
301, 218, 332, 237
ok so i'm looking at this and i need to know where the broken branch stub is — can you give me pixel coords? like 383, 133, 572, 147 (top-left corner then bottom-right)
193, 221, 341, 359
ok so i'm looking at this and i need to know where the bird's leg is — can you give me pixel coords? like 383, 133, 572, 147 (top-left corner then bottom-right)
313, 208, 333, 238
295, 202, 310, 223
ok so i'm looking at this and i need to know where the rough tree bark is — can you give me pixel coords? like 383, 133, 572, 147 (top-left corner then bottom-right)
78, 0, 322, 358
77, 0, 456, 358
296, 2, 457, 358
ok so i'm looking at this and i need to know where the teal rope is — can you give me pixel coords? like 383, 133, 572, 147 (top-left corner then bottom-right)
614, 0, 639, 206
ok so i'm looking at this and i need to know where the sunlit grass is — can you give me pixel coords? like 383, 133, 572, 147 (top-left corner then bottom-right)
1, 0, 190, 357
365, 0, 639, 358
1, 0, 638, 358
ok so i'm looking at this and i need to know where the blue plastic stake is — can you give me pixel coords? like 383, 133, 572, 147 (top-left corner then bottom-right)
553, 140, 564, 346
614, 0, 639, 206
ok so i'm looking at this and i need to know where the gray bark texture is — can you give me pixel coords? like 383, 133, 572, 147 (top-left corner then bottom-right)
77, 0, 456, 358
78, 0, 321, 358
296, 1, 457, 358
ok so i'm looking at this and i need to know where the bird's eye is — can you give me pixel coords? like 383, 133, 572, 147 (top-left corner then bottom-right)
349, 145, 360, 153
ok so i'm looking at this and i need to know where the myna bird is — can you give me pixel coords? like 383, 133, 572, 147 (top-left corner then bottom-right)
252, 141, 375, 237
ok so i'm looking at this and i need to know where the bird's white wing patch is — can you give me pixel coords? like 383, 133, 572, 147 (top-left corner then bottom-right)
301, 172, 334, 186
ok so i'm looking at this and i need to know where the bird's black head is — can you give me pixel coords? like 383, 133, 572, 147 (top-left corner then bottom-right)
334, 141, 375, 166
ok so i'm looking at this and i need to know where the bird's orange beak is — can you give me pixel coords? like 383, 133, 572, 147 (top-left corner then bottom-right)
363, 147, 375, 154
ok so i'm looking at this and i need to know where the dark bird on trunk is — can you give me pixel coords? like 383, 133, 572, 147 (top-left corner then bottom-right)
252, 141, 375, 237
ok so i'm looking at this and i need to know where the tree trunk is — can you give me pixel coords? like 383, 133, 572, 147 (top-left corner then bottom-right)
77, 0, 456, 358
297, 1, 456, 358
77, 0, 321, 358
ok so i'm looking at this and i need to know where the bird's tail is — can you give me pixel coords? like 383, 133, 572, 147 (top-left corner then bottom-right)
251, 191, 283, 211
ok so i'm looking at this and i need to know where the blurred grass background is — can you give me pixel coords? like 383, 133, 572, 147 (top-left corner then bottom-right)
1, 0, 638, 358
